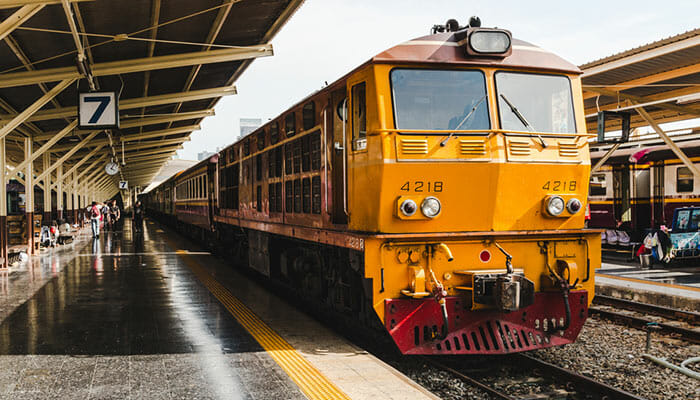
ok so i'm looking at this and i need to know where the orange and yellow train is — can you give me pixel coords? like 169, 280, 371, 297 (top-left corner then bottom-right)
144, 19, 600, 355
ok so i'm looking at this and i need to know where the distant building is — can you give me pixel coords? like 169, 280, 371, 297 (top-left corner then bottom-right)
240, 118, 262, 138
197, 150, 214, 161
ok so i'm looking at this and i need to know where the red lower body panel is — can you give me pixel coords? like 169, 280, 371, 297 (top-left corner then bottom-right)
385, 290, 588, 355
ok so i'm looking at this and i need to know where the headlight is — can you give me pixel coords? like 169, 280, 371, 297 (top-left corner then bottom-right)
567, 198, 582, 214
545, 196, 565, 216
469, 30, 511, 54
400, 199, 417, 216
421, 197, 441, 218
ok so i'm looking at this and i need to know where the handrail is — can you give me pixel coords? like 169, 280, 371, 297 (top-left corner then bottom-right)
369, 128, 596, 138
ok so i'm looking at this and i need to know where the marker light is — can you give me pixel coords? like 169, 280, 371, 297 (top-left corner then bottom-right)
567, 198, 582, 214
400, 199, 417, 216
468, 29, 512, 55
545, 196, 565, 216
421, 197, 441, 218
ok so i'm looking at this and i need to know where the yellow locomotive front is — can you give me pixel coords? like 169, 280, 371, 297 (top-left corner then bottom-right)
346, 22, 600, 354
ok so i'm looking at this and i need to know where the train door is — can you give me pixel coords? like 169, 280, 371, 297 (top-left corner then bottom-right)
613, 165, 631, 226
633, 166, 651, 232
652, 162, 665, 226
207, 161, 217, 229
330, 88, 348, 224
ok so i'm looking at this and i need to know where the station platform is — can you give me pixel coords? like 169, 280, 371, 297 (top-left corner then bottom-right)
0, 219, 436, 400
596, 260, 700, 310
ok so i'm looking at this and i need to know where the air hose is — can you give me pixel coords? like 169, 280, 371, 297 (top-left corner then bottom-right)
643, 354, 700, 381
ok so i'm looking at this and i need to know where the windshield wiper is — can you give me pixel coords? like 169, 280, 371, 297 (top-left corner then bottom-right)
440, 95, 487, 147
499, 93, 547, 148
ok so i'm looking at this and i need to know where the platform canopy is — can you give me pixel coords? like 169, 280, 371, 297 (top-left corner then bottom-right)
582, 28, 700, 173
0, 0, 304, 199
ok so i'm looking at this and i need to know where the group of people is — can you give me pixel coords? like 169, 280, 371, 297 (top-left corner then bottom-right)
39, 219, 73, 248
88, 200, 121, 238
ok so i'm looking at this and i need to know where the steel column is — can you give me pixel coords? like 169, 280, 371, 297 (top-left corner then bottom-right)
0, 138, 6, 268
42, 152, 50, 223
23, 137, 33, 254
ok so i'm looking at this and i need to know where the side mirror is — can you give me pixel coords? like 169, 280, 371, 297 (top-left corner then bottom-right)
597, 111, 631, 143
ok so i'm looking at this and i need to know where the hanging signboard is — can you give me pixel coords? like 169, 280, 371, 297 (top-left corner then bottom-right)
119, 181, 128, 190
78, 91, 119, 129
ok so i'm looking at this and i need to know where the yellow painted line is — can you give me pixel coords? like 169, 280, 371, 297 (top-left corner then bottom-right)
172, 249, 350, 400
598, 273, 700, 293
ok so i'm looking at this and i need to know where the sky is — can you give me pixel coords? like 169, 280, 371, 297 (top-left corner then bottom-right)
175, 0, 700, 160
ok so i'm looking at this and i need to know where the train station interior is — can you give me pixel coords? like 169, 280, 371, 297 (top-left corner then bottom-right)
0, 1, 698, 399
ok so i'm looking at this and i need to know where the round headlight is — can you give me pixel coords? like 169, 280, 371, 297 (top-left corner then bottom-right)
546, 196, 565, 216
421, 197, 441, 218
400, 199, 417, 216
567, 198, 582, 214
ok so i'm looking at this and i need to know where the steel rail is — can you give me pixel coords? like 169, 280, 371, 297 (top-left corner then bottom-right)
593, 294, 700, 324
421, 357, 513, 400
513, 354, 646, 400
590, 307, 700, 344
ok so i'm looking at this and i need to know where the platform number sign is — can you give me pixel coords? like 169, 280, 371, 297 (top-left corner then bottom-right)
78, 92, 119, 129
119, 181, 128, 190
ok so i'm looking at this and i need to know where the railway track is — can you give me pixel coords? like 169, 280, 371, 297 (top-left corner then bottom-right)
424, 354, 645, 400
590, 295, 700, 344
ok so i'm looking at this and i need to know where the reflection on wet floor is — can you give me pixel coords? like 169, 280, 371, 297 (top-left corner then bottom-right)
0, 219, 305, 399
599, 262, 700, 288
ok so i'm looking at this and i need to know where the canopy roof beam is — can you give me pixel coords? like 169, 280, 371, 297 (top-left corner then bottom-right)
0, 78, 75, 141
0, 4, 43, 42
1, 87, 234, 123
635, 104, 700, 178
0, 45, 272, 89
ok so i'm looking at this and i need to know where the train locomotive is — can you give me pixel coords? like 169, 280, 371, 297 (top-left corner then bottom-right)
144, 18, 601, 355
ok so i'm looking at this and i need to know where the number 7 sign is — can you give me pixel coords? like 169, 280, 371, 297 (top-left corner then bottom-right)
78, 92, 119, 129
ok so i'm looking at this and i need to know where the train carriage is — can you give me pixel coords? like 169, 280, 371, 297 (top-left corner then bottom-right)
145, 19, 601, 355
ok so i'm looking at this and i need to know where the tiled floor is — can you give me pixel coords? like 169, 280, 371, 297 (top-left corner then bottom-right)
0, 221, 305, 400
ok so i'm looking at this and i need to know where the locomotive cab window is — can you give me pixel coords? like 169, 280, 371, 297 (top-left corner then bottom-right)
495, 72, 576, 133
677, 166, 694, 193
352, 82, 367, 150
390, 69, 489, 132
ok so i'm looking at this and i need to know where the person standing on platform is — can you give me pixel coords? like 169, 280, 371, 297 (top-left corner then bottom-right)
89, 201, 102, 238
109, 200, 121, 231
133, 200, 144, 233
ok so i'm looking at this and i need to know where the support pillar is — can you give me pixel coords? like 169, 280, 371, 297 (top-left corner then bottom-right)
42, 152, 51, 224
24, 137, 34, 254
0, 138, 7, 268
56, 163, 63, 221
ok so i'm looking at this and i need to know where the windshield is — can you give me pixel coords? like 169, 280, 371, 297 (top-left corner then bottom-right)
391, 69, 490, 131
495, 72, 576, 133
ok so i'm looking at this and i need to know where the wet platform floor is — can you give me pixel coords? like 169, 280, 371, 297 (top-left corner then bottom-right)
0, 220, 306, 400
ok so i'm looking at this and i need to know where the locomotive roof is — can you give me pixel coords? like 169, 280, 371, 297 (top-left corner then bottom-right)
371, 31, 581, 74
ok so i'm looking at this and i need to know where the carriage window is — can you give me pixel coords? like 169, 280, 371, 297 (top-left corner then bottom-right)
275, 182, 282, 212
270, 122, 279, 144
391, 69, 489, 132
257, 130, 266, 150
311, 131, 321, 171
589, 174, 607, 196
293, 139, 302, 173
256, 155, 263, 181
312, 176, 321, 214
352, 82, 367, 151
285, 113, 296, 137
496, 72, 575, 133
268, 183, 276, 213
275, 147, 283, 177
244, 139, 250, 156
677, 166, 694, 193
285, 181, 293, 212
303, 102, 316, 131
284, 143, 293, 175
302, 177, 311, 213
256, 185, 262, 211
301, 135, 311, 172
293, 179, 301, 213
228, 148, 235, 163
